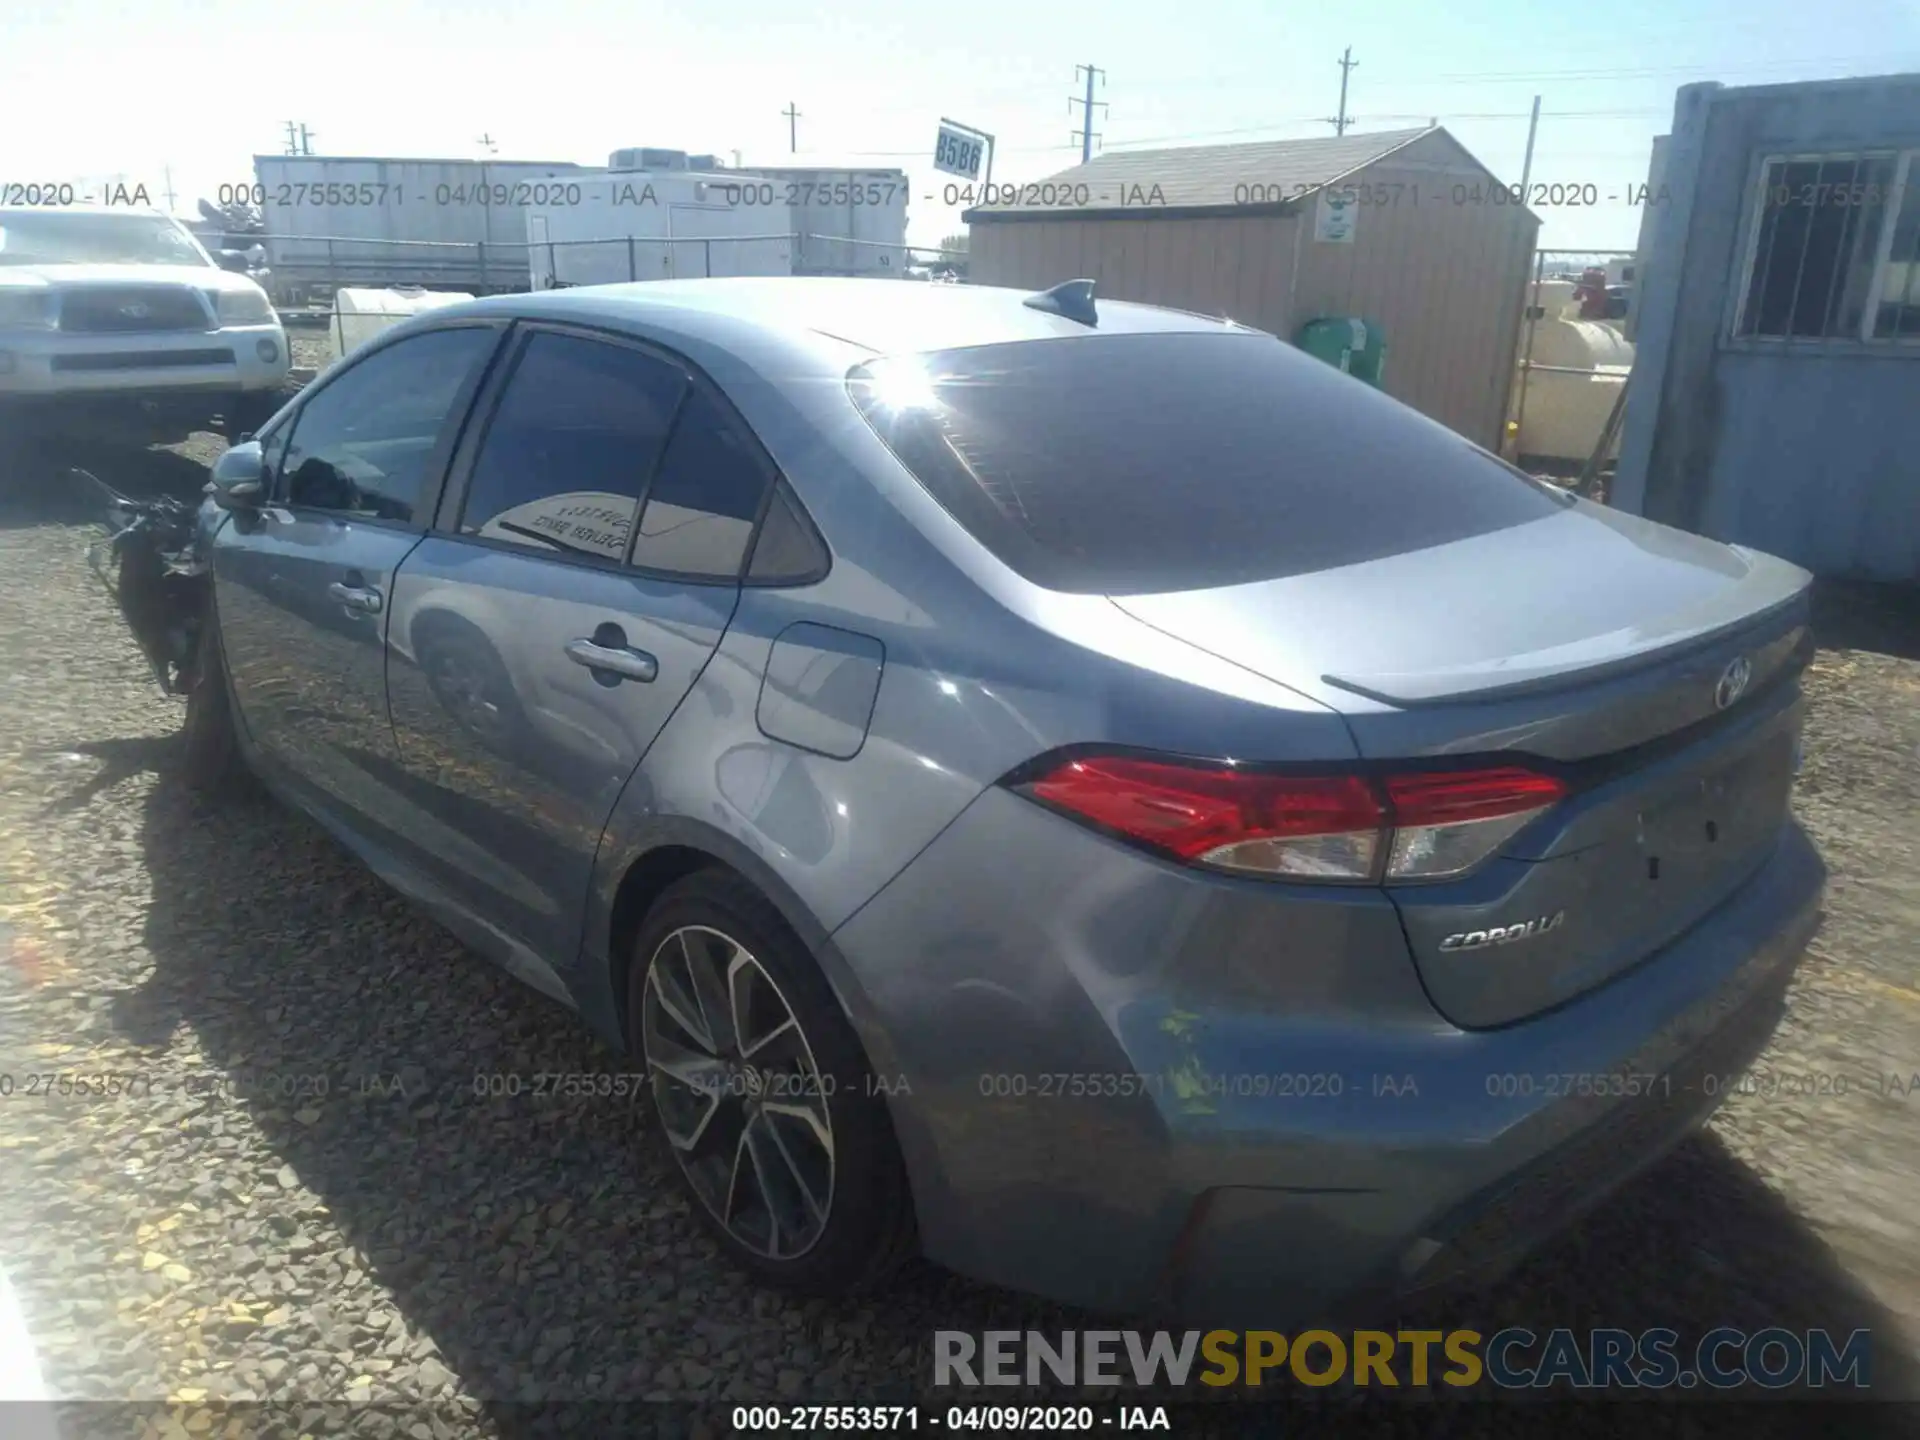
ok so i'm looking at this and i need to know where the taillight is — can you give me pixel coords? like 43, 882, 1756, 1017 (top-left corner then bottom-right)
1017, 754, 1566, 884
1380, 768, 1568, 880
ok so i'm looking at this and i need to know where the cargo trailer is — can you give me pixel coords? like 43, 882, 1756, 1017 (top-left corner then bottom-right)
525, 171, 795, 288
735, 167, 909, 276
252, 155, 586, 295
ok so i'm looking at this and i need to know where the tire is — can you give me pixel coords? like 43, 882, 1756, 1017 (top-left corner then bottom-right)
628, 868, 916, 1295
180, 606, 246, 795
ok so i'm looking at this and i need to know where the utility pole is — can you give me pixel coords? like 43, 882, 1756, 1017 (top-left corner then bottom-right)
1069, 65, 1107, 163
477, 133, 498, 155
1517, 94, 1542, 195
284, 122, 315, 156
1325, 47, 1358, 136
162, 166, 177, 212
783, 103, 801, 154
1508, 95, 1548, 464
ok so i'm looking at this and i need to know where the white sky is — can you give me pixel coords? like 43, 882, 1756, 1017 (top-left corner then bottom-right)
3, 0, 1915, 252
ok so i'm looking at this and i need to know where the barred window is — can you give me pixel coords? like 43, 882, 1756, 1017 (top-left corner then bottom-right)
1735, 153, 1920, 344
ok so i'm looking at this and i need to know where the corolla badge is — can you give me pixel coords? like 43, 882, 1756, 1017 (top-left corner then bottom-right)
1440, 910, 1565, 952
1714, 655, 1753, 711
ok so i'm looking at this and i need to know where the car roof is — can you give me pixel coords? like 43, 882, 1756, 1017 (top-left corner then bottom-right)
459, 276, 1249, 355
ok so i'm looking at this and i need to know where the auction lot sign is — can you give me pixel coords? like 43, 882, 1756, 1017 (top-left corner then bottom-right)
933, 122, 988, 181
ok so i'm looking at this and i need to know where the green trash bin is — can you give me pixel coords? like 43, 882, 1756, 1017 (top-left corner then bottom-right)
1295, 316, 1387, 388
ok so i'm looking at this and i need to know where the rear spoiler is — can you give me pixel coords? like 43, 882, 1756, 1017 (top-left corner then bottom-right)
1322, 576, 1812, 708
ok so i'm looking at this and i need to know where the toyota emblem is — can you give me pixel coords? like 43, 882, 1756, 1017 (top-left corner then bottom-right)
1714, 656, 1753, 711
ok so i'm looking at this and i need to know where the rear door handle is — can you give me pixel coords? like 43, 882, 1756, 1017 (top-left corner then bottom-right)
328, 581, 383, 614
564, 638, 658, 683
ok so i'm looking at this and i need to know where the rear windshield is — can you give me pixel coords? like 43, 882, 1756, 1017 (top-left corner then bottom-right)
848, 331, 1567, 595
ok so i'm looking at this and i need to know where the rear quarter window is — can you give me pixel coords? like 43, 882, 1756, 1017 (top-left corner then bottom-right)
849, 331, 1567, 595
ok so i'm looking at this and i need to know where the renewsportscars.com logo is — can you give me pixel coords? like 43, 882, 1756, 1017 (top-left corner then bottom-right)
934, 1328, 1873, 1390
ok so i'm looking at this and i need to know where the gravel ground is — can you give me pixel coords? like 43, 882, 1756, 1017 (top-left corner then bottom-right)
0, 412, 1917, 1437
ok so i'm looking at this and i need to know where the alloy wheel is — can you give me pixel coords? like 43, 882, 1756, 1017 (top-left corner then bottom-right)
641, 924, 835, 1258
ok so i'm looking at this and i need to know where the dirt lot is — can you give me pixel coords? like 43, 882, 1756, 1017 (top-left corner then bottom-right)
0, 411, 1917, 1437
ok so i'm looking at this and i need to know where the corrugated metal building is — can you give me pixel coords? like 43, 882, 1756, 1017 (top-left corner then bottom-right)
1613, 74, 1920, 582
963, 127, 1539, 447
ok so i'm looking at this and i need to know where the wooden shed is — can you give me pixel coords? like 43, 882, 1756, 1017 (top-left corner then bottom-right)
963, 127, 1539, 448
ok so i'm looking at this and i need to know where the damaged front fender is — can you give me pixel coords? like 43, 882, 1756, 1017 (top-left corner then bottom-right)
79, 469, 219, 697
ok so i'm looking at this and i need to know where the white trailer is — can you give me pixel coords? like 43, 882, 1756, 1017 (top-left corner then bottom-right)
732, 167, 909, 277
253, 155, 586, 294
526, 171, 795, 289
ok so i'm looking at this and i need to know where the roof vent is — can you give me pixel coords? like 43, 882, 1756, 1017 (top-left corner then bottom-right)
1022, 278, 1098, 326
608, 147, 690, 172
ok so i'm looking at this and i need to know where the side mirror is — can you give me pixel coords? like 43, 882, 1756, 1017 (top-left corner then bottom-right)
210, 441, 265, 509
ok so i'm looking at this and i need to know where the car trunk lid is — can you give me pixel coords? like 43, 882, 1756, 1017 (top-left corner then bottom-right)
1113, 503, 1815, 1027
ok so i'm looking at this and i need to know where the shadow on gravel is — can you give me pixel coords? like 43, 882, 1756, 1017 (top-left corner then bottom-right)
27, 736, 1906, 1433
0, 433, 214, 529
1812, 580, 1920, 664
30, 736, 182, 815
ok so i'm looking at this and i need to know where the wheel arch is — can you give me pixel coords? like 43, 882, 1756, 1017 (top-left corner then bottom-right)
591, 818, 899, 1079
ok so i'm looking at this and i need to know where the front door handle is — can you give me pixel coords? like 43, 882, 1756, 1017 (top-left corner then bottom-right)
565, 637, 658, 683
328, 581, 383, 614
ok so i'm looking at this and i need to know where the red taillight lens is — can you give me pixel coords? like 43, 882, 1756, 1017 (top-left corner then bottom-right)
1026, 757, 1386, 879
1019, 754, 1566, 883
1382, 767, 1568, 826
1381, 766, 1568, 880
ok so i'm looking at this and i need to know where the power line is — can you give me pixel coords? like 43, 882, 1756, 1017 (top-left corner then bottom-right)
818, 102, 1669, 164
1382, 54, 1910, 83
1097, 107, 1660, 151
1359, 107, 1665, 120
1135, 51, 1911, 92
1069, 64, 1107, 162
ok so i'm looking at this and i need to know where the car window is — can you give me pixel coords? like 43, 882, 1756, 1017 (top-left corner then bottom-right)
849, 332, 1568, 595
459, 331, 687, 564
279, 328, 495, 523
746, 482, 829, 583
629, 385, 774, 579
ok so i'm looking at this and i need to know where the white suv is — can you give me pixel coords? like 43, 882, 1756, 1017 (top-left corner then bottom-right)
0, 206, 291, 444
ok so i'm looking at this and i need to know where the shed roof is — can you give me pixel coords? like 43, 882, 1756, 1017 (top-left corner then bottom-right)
966, 127, 1437, 220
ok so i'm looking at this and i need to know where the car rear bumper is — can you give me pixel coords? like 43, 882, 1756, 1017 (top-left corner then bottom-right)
0, 323, 289, 397
829, 785, 1824, 1322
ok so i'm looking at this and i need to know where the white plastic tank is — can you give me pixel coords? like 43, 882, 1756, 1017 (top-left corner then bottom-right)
1530, 318, 1634, 370
1514, 317, 1634, 466
328, 286, 474, 362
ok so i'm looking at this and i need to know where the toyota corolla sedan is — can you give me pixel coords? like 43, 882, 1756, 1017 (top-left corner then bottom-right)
165, 276, 1823, 1321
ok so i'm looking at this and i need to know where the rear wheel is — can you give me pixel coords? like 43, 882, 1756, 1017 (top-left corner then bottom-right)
629, 869, 916, 1295
180, 607, 246, 795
